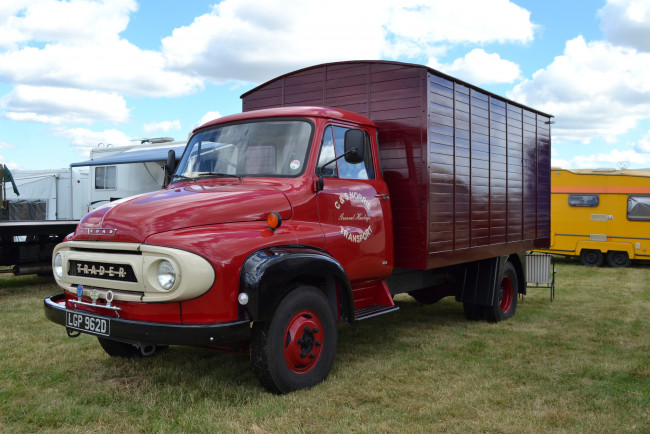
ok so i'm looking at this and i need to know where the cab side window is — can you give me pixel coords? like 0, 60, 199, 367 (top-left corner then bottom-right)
317, 126, 374, 180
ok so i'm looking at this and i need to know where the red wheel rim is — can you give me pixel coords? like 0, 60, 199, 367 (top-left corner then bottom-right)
283, 309, 324, 374
499, 274, 514, 313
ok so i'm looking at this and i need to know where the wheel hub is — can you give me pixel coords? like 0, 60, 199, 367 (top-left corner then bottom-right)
283, 310, 324, 373
499, 275, 514, 313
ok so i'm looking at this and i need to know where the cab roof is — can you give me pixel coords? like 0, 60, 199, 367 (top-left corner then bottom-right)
194, 106, 377, 133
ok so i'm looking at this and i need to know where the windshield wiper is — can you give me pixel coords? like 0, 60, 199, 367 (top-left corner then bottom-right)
171, 174, 196, 182
196, 172, 243, 180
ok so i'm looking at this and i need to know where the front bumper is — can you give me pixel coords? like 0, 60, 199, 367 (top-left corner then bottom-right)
44, 293, 250, 346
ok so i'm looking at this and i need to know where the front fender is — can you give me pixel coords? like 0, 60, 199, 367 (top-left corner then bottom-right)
239, 246, 353, 323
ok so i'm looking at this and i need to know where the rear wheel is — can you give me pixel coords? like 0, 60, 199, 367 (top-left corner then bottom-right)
606, 251, 631, 268
483, 261, 518, 323
580, 249, 603, 267
250, 286, 337, 394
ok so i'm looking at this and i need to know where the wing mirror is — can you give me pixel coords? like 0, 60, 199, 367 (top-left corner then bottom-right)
316, 130, 367, 192
162, 149, 176, 188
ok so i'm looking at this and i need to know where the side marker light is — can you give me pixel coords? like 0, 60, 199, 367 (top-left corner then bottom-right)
267, 212, 282, 231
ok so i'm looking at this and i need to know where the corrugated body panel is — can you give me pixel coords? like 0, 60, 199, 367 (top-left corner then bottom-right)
426, 71, 551, 268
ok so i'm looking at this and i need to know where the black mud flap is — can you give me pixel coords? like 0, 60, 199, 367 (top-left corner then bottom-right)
456, 257, 500, 307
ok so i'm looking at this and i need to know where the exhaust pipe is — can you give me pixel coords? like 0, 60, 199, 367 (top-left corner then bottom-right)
138, 343, 157, 357
13, 263, 52, 276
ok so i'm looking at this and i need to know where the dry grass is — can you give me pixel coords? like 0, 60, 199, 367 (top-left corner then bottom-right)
1, 258, 649, 433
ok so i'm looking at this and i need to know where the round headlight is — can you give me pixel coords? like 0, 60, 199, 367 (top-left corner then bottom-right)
54, 253, 63, 278
157, 260, 176, 290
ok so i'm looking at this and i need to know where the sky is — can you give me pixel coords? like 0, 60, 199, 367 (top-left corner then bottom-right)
1, 0, 650, 171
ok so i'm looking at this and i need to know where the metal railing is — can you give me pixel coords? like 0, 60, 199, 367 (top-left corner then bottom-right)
525, 253, 555, 301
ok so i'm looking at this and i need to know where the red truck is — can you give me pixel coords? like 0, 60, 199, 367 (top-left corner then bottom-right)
44, 61, 551, 393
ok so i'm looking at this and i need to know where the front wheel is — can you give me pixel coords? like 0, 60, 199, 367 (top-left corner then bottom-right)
250, 286, 337, 394
482, 261, 518, 323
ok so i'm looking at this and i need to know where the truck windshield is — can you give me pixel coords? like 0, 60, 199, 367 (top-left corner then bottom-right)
173, 120, 313, 182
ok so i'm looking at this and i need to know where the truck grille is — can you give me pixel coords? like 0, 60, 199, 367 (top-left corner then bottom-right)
68, 260, 137, 283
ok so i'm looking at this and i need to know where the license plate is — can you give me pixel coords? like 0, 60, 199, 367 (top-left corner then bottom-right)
66, 311, 110, 336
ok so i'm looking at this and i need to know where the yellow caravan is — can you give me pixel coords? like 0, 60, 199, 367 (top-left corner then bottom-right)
537, 168, 650, 267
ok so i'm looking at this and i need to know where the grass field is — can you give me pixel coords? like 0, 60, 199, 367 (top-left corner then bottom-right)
1, 257, 649, 433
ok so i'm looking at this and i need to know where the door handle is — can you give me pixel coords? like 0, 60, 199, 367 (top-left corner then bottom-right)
375, 194, 390, 200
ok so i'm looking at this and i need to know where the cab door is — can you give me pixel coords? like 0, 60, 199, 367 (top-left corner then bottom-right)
316, 125, 393, 283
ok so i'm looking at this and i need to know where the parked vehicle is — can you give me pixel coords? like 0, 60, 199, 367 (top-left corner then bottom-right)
73, 139, 186, 212
44, 60, 552, 393
0, 139, 183, 275
1, 168, 88, 275
535, 168, 650, 267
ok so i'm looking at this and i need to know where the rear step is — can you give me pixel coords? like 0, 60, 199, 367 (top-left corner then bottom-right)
354, 304, 400, 321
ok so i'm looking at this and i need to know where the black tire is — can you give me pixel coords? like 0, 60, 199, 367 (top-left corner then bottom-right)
97, 337, 140, 357
463, 302, 483, 321
580, 249, 603, 267
250, 286, 337, 394
482, 261, 518, 323
606, 251, 631, 268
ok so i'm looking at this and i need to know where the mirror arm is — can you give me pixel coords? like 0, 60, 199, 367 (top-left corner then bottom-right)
316, 149, 357, 192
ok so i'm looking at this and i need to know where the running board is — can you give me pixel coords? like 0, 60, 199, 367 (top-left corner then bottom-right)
354, 304, 400, 321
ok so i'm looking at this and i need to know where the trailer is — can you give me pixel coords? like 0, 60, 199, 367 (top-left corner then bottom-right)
1, 140, 184, 275
536, 168, 650, 267
72, 140, 186, 212
44, 60, 551, 393
1, 168, 88, 275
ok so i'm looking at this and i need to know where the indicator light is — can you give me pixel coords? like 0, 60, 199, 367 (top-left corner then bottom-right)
267, 212, 282, 231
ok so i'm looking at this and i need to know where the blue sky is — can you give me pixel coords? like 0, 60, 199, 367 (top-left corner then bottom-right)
1, 0, 649, 170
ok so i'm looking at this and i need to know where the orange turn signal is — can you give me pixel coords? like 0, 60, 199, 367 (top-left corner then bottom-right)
267, 212, 282, 231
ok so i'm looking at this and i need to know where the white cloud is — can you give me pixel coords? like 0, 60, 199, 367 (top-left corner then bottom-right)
161, 0, 536, 84
0, 154, 19, 170
143, 120, 182, 134
197, 111, 221, 128
599, 0, 650, 52
0, 0, 136, 49
56, 127, 132, 147
557, 148, 650, 170
0, 39, 204, 98
508, 36, 650, 144
52, 127, 132, 157
387, 0, 535, 45
0, 0, 536, 129
1, 85, 129, 124
428, 49, 521, 85
634, 130, 650, 153
0, 141, 16, 149
0, 0, 203, 100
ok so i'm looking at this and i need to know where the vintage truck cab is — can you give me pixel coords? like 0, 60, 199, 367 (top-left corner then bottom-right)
45, 106, 397, 393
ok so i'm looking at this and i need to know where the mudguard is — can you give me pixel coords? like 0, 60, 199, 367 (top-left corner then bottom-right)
456, 253, 526, 306
239, 246, 354, 323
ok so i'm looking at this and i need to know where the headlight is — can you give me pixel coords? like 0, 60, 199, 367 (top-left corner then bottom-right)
54, 253, 63, 278
157, 260, 176, 290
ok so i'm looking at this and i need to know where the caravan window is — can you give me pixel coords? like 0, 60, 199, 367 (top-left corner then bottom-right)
568, 194, 599, 207
627, 196, 650, 221
95, 166, 116, 190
